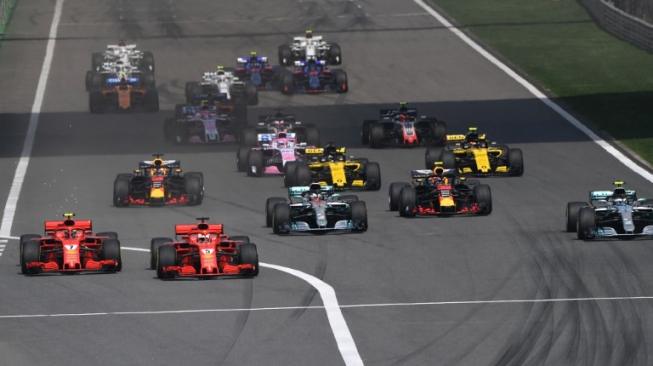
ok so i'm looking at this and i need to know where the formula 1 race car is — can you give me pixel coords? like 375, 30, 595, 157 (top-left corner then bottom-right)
283, 146, 381, 190
185, 66, 258, 107
113, 154, 204, 207
151, 218, 258, 279
566, 181, 653, 240
20, 213, 121, 275
86, 59, 159, 113
164, 104, 240, 144
278, 59, 348, 94
361, 103, 447, 147
388, 163, 492, 217
234, 52, 276, 89
88, 42, 155, 73
266, 183, 367, 234
278, 30, 342, 66
237, 131, 319, 177
425, 127, 524, 176
239, 110, 321, 147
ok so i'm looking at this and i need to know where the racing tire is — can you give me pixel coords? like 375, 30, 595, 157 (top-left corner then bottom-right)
333, 69, 348, 93
247, 150, 265, 177
389, 182, 410, 211
97, 232, 118, 240
284, 161, 298, 187
369, 124, 384, 149
142, 51, 155, 72
364, 162, 382, 191
237, 146, 251, 172
19, 234, 40, 263
245, 82, 258, 105
278, 44, 293, 66
157, 245, 177, 279
238, 243, 259, 276
113, 174, 131, 207
241, 128, 258, 147
361, 120, 375, 145
577, 207, 596, 240
566, 202, 587, 232
398, 186, 417, 218
272, 203, 291, 235
294, 163, 312, 187
150, 237, 173, 270
425, 147, 442, 169
144, 89, 160, 112
441, 150, 456, 170
231, 236, 250, 244
350, 201, 368, 232
474, 184, 492, 215
430, 121, 447, 146
508, 148, 524, 176
184, 173, 204, 206
91, 52, 104, 71
340, 195, 359, 204
21, 240, 41, 275
266, 197, 287, 227
185, 81, 201, 104
101, 238, 121, 272
305, 126, 320, 146
89, 91, 105, 114
328, 43, 342, 65
280, 70, 294, 95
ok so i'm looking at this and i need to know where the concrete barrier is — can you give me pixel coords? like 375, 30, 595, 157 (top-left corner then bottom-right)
581, 0, 653, 52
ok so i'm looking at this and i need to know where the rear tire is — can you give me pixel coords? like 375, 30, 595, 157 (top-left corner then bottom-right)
508, 148, 524, 176
333, 69, 348, 93
185, 81, 201, 104
425, 147, 442, 169
142, 51, 155, 72
430, 121, 447, 146
280, 70, 294, 95
91, 52, 104, 71
369, 124, 384, 149
364, 162, 381, 191
237, 146, 251, 172
389, 182, 410, 211
294, 163, 312, 187
184, 173, 204, 205
361, 121, 375, 145
284, 161, 298, 187
328, 43, 342, 65
150, 237, 173, 270
577, 207, 596, 240
566, 202, 586, 232
113, 174, 131, 207
273, 203, 291, 234
350, 201, 367, 232
278, 44, 293, 66
157, 245, 177, 279
266, 197, 287, 227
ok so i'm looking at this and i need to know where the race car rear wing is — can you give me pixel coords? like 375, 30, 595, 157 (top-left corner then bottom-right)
380, 108, 417, 118
175, 223, 223, 236
44, 220, 92, 233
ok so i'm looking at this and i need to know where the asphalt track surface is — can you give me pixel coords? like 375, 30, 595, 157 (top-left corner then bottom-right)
1, 0, 653, 365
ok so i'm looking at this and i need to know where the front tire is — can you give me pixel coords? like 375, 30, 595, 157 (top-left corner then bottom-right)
350, 201, 368, 232
150, 237, 173, 270
157, 245, 177, 279
566, 202, 586, 232
577, 207, 596, 240
266, 197, 287, 227
272, 203, 291, 234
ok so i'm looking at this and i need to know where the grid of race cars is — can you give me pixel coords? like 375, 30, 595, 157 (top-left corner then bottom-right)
19, 30, 653, 280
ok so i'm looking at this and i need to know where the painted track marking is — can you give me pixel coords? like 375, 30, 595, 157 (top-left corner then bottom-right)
0, 240, 6, 257
3, 295, 653, 319
0, 0, 65, 238
120, 246, 363, 366
414, 0, 653, 183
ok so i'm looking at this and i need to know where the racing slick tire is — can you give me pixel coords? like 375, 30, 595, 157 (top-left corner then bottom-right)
272, 203, 291, 235
266, 197, 287, 227
19, 234, 40, 263
294, 163, 312, 187
142, 51, 155, 72
91, 52, 104, 71
304, 126, 320, 146
113, 174, 132, 207
184, 173, 204, 206
350, 201, 368, 232
284, 161, 298, 187
101, 239, 122, 272
237, 146, 251, 172
231, 236, 250, 244
241, 128, 258, 147
247, 150, 265, 177
328, 43, 342, 65
473, 184, 492, 215
89, 91, 105, 114
369, 124, 385, 149
245, 82, 258, 105
280, 70, 294, 95
425, 147, 455, 169
157, 245, 177, 279
389, 182, 410, 211
185, 81, 202, 104
361, 120, 375, 145
577, 207, 596, 240
238, 243, 259, 276
430, 121, 447, 146
144, 89, 160, 112
364, 162, 382, 191
340, 195, 359, 204
150, 237, 173, 270
278, 44, 293, 66
21, 240, 41, 275
97, 232, 118, 240
566, 202, 587, 232
333, 69, 348, 93
508, 148, 524, 176
398, 186, 417, 218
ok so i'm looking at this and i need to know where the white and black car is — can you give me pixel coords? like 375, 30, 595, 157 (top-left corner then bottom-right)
278, 30, 342, 66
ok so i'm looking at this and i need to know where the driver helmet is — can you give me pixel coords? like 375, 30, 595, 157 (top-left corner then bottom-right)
399, 102, 409, 113
305, 29, 313, 39
197, 233, 209, 243
466, 127, 479, 144
612, 188, 627, 201
249, 51, 258, 61
216, 65, 225, 76
118, 39, 126, 47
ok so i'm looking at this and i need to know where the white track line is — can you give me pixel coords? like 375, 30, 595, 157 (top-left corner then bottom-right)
0, 0, 65, 238
2, 295, 653, 320
120, 246, 364, 366
414, 0, 653, 183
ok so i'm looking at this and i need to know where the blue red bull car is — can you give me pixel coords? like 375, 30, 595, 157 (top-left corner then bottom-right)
234, 53, 276, 89
279, 59, 348, 94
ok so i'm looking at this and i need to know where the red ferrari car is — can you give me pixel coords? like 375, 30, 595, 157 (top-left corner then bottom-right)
150, 218, 258, 279
19, 213, 121, 275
